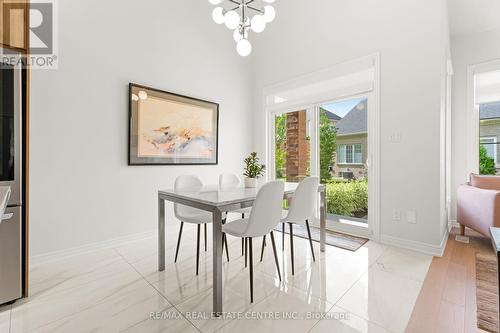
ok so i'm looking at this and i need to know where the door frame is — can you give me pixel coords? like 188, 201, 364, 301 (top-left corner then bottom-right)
264, 54, 380, 240
466, 59, 500, 175
315, 92, 377, 239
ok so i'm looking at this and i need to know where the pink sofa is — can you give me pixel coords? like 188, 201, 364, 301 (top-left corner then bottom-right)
457, 174, 500, 238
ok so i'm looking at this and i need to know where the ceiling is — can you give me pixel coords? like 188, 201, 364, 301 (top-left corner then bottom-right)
447, 0, 500, 37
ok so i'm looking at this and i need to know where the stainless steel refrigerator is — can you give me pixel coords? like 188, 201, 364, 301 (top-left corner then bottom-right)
0, 48, 23, 305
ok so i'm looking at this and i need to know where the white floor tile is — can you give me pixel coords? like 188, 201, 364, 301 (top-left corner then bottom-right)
217, 285, 333, 333
310, 306, 390, 333
9, 228, 428, 333
0, 304, 11, 333
20, 280, 171, 333
123, 309, 199, 333
176, 287, 259, 332
374, 246, 432, 282
336, 265, 423, 333
11, 262, 155, 332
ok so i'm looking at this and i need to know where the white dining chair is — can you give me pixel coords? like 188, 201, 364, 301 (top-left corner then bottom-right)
174, 175, 229, 275
219, 173, 252, 256
222, 181, 284, 303
261, 177, 319, 275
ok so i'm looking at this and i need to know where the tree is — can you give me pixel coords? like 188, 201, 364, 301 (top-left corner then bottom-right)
319, 108, 337, 182
275, 114, 287, 179
480, 144, 497, 175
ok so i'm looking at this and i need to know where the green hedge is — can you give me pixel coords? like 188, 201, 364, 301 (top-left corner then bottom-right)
326, 180, 368, 216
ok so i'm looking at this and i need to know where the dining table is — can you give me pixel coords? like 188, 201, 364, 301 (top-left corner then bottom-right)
157, 181, 327, 315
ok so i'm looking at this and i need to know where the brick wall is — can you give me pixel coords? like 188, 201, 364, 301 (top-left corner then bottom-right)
286, 111, 309, 182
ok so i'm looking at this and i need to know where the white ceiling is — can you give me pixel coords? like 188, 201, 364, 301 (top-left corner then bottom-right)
447, 0, 500, 37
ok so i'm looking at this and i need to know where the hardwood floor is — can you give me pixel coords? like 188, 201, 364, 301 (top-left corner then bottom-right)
406, 227, 493, 333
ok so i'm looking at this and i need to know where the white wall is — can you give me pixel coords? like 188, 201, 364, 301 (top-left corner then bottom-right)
450, 28, 500, 222
30, 0, 253, 256
252, 0, 450, 251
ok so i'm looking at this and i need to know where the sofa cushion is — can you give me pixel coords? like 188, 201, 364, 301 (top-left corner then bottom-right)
471, 174, 500, 190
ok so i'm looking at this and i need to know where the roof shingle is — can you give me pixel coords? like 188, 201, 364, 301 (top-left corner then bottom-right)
336, 99, 368, 136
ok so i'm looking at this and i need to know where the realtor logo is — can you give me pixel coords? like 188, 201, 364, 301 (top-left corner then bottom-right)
1, 0, 58, 69
30, 1, 54, 55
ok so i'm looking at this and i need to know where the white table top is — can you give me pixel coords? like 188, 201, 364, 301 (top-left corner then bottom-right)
158, 182, 325, 208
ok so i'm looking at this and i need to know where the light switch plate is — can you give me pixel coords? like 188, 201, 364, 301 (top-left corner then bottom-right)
389, 132, 402, 143
392, 209, 401, 222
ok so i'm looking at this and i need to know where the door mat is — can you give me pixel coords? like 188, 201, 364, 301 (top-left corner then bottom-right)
274, 223, 369, 252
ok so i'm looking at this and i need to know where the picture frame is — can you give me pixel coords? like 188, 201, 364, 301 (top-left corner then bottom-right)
128, 83, 219, 165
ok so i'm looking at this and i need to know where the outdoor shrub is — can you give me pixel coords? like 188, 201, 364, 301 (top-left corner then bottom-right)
352, 180, 368, 213
326, 179, 368, 216
480, 145, 496, 175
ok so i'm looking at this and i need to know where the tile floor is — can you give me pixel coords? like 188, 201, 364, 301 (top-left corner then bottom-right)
0, 221, 433, 333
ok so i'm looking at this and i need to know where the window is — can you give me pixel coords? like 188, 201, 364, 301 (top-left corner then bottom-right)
337, 144, 362, 164
480, 136, 497, 163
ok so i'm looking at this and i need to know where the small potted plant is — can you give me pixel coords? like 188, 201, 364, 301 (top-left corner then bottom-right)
243, 152, 266, 188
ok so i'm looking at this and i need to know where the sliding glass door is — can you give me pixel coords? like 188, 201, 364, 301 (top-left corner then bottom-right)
319, 96, 370, 236
269, 94, 374, 238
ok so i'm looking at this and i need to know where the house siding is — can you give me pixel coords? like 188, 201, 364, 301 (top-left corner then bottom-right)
332, 133, 368, 179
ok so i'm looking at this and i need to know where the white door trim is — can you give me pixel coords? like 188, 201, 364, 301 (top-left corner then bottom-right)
466, 59, 500, 175
263, 53, 381, 241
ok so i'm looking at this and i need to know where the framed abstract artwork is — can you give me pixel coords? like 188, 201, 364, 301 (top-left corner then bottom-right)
128, 83, 219, 165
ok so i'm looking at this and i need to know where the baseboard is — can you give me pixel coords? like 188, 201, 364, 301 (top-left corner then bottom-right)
30, 229, 156, 266
381, 228, 449, 257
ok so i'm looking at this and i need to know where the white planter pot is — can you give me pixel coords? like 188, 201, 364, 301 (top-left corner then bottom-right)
244, 177, 258, 188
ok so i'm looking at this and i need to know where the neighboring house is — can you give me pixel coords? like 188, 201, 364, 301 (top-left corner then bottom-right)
323, 109, 342, 126
480, 101, 500, 174
329, 99, 368, 179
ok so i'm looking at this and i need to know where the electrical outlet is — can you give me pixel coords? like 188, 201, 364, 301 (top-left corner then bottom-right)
406, 210, 417, 224
392, 209, 402, 222
389, 132, 402, 143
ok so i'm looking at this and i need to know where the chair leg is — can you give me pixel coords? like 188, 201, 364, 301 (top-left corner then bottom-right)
223, 233, 230, 262
282, 222, 285, 251
260, 235, 266, 262
305, 220, 316, 262
204, 223, 207, 252
249, 237, 254, 303
460, 224, 465, 236
174, 221, 184, 263
241, 214, 246, 257
196, 224, 201, 275
245, 237, 248, 268
289, 223, 295, 275
270, 231, 281, 282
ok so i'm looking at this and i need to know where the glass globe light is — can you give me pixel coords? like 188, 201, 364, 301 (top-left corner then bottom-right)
138, 91, 148, 100
263, 0, 275, 3
251, 15, 266, 33
236, 39, 252, 57
212, 7, 225, 24
224, 10, 240, 30
131, 94, 139, 102
208, 0, 222, 4
263, 5, 276, 23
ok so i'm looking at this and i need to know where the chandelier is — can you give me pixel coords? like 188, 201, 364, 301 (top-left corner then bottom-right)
208, 0, 276, 57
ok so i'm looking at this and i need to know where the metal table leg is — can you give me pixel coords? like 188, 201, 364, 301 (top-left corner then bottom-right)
158, 196, 165, 271
212, 209, 223, 316
320, 190, 326, 253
